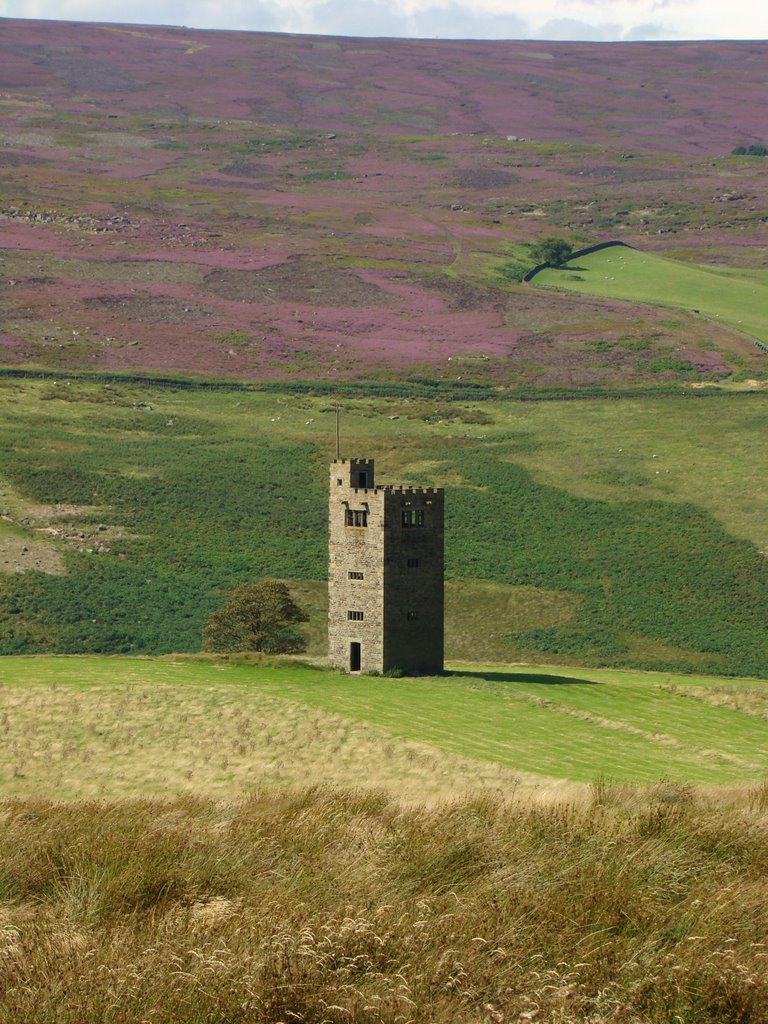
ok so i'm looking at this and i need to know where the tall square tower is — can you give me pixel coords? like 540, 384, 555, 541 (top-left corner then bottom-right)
328, 457, 444, 675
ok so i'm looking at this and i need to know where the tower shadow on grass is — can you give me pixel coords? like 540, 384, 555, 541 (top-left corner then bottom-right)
445, 669, 601, 686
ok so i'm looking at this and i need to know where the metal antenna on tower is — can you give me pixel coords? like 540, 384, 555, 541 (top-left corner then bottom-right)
335, 404, 341, 460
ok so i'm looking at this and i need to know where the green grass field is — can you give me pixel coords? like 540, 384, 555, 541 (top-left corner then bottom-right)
536, 245, 768, 347
3, 655, 768, 793
2, 380, 768, 676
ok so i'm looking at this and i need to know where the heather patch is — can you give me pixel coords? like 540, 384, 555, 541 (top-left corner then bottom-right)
420, 274, 505, 311
2, 23, 768, 386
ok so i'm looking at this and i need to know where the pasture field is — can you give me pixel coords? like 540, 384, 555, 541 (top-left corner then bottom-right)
2, 380, 768, 676
536, 245, 768, 348
3, 655, 768, 796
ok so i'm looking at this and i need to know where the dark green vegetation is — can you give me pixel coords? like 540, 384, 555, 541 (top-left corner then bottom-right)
2, 786, 768, 1023
203, 580, 307, 653
527, 236, 575, 268
452, 449, 768, 677
2, 381, 768, 678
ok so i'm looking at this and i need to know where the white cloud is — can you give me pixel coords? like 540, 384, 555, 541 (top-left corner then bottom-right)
4, 0, 768, 40
2, 0, 279, 29
538, 16, 623, 39
623, 20, 674, 39
410, 3, 530, 38
304, 0, 409, 35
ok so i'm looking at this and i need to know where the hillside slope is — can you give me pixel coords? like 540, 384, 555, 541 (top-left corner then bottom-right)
536, 245, 768, 350
1, 20, 768, 385
2, 380, 768, 676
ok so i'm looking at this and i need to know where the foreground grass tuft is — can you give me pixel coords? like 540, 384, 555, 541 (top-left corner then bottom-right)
1, 787, 768, 1022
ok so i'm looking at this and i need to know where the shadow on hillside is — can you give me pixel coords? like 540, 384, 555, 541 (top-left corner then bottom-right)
446, 669, 600, 686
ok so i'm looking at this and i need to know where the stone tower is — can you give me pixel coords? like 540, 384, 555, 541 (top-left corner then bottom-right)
328, 457, 444, 675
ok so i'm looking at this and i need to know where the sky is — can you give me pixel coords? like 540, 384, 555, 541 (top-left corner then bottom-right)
2, 0, 768, 41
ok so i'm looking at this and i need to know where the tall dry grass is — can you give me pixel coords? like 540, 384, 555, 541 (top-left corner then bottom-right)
0, 680, 543, 803
1, 784, 768, 1022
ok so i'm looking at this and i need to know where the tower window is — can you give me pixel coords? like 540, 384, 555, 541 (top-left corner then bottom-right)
402, 509, 425, 528
345, 509, 368, 527
347, 610, 364, 621
407, 558, 419, 568
348, 571, 364, 580
406, 611, 418, 621
357, 471, 369, 488
337, 478, 343, 486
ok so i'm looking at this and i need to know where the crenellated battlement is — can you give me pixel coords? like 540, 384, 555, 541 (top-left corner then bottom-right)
332, 456, 375, 491
333, 458, 442, 499
348, 485, 443, 497
388, 485, 444, 497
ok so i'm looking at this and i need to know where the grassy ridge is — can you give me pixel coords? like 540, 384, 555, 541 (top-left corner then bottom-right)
2, 382, 768, 675
536, 246, 768, 347
2, 786, 768, 1023
4, 656, 768, 786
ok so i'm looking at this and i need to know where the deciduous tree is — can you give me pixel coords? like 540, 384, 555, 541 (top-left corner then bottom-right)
202, 580, 308, 653
528, 236, 575, 268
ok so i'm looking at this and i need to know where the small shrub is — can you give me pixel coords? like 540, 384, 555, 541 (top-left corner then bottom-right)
217, 330, 253, 347
643, 356, 695, 374
528, 236, 574, 267
495, 259, 529, 283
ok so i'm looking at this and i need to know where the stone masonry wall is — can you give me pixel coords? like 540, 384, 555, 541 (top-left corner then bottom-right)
383, 487, 444, 674
328, 459, 386, 673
